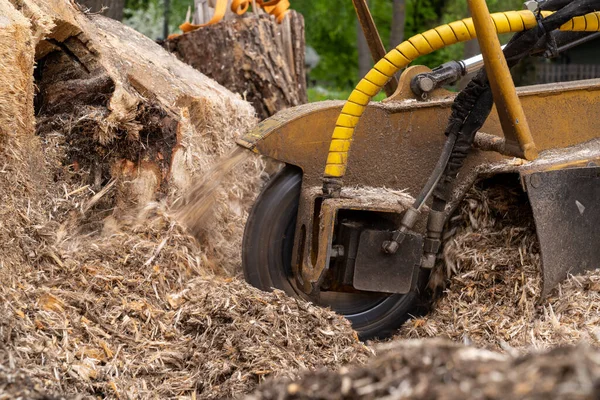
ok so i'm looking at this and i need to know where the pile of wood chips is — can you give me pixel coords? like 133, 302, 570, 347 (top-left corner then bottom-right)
0, 210, 370, 398
397, 176, 600, 351
0, 0, 370, 398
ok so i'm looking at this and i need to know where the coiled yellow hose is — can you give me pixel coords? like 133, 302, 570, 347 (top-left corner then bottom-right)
324, 10, 600, 179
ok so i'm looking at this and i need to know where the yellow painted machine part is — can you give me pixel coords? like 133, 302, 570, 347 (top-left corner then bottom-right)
469, 0, 538, 160
324, 10, 600, 179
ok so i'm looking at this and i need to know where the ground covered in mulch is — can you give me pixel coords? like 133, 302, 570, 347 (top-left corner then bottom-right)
0, 223, 370, 398
245, 339, 600, 400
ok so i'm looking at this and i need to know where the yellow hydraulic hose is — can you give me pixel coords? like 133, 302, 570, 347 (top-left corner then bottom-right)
323, 10, 600, 180
258, 0, 291, 23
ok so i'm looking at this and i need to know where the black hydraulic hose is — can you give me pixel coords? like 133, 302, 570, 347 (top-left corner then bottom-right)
412, 134, 457, 210
540, 0, 581, 11
411, 64, 495, 211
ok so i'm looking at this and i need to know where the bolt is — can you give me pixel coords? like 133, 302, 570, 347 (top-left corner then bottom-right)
382, 240, 399, 254
418, 76, 435, 93
330, 245, 345, 258
421, 254, 436, 269
529, 173, 542, 189
524, 0, 539, 13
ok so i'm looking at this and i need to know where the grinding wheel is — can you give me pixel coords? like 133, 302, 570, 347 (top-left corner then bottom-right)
242, 166, 425, 339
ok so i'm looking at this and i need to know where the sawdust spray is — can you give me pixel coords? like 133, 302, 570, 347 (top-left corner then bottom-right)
174, 146, 252, 238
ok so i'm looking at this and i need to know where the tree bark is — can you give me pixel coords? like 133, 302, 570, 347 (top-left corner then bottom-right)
164, 12, 307, 121
77, 0, 125, 20
390, 0, 405, 48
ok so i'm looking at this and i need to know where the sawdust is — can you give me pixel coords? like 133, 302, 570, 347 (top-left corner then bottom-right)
174, 146, 256, 241
245, 339, 600, 400
0, 205, 370, 398
0, 136, 369, 400
396, 174, 600, 351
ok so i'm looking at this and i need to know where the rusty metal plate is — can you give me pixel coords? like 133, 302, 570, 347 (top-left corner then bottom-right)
353, 229, 423, 294
525, 166, 600, 297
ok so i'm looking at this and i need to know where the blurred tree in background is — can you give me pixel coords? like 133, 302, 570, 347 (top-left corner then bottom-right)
116, 0, 526, 90
292, 0, 524, 90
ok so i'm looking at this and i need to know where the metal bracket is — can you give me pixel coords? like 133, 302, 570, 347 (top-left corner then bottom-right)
411, 61, 466, 100
293, 187, 417, 295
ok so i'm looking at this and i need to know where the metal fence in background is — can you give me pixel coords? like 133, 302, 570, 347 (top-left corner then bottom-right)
536, 63, 600, 84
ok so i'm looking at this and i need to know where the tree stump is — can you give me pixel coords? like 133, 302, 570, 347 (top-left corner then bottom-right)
2, 0, 264, 271
164, 11, 307, 120
0, 0, 41, 267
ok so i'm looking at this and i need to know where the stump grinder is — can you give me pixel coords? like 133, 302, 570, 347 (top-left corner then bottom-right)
238, 0, 600, 339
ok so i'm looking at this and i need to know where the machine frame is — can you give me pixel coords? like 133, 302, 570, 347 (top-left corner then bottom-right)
238, 1, 600, 334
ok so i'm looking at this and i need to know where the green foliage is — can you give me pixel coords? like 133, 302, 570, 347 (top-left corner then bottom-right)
124, 0, 192, 39
292, 0, 357, 87
124, 0, 164, 39
295, 0, 528, 90
122, 0, 529, 89
292, 0, 395, 88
